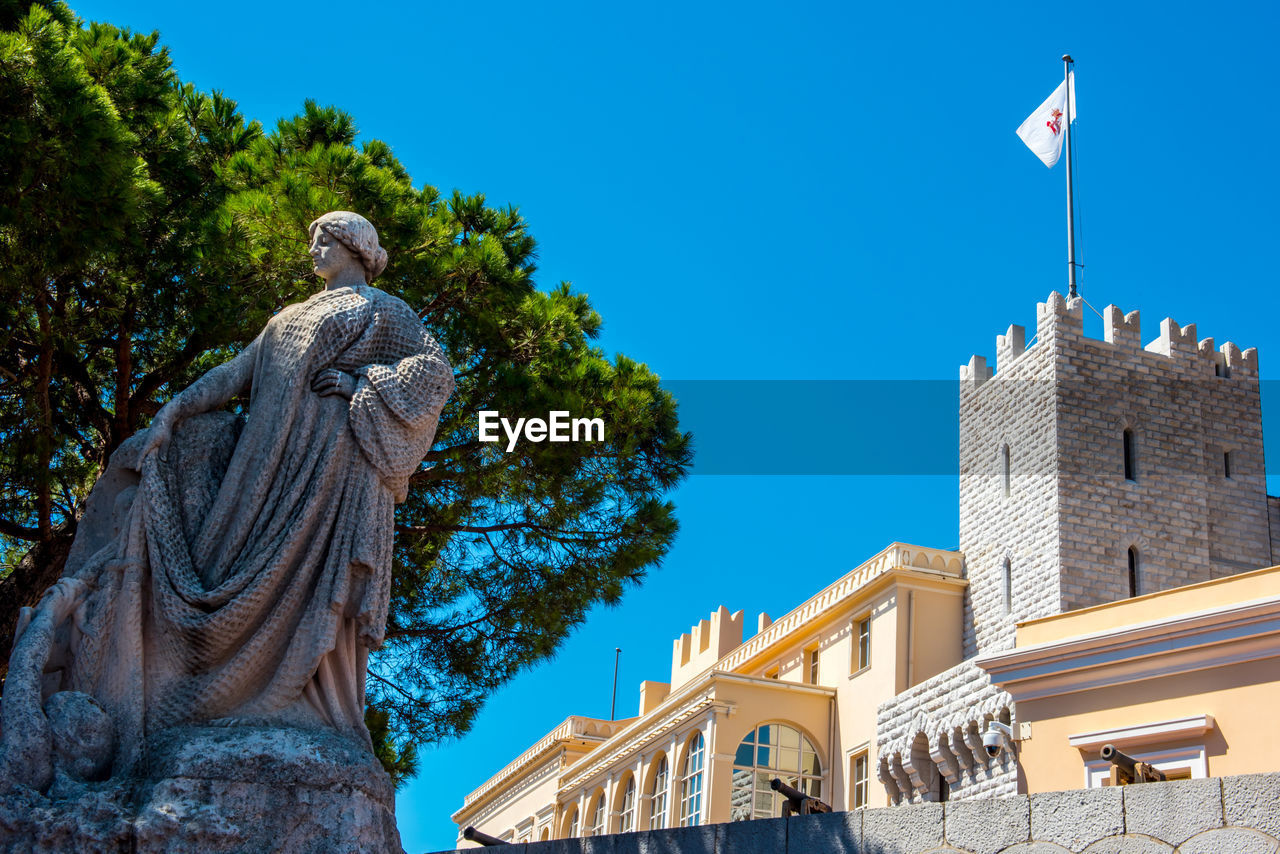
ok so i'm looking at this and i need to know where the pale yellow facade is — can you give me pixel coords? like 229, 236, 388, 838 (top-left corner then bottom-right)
452, 543, 967, 846
980, 565, 1280, 794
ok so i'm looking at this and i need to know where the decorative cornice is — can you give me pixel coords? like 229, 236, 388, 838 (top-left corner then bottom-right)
1067, 715, 1215, 751
455, 715, 630, 819
455, 752, 564, 826
557, 689, 721, 793
715, 543, 964, 676
979, 595, 1280, 701
558, 671, 836, 794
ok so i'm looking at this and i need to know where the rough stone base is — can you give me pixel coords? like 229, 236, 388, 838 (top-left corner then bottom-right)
0, 725, 403, 853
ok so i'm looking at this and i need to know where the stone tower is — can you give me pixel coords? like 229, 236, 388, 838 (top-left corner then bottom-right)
958, 291, 1270, 658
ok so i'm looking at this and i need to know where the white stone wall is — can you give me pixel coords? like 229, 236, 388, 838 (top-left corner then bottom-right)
958, 297, 1068, 659
960, 292, 1269, 630
1053, 307, 1268, 610
874, 660, 1017, 804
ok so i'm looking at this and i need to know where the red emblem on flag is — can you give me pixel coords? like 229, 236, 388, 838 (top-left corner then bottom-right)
1046, 108, 1063, 136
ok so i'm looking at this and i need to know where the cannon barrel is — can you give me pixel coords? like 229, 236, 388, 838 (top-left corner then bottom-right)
1100, 743, 1136, 774
770, 777, 806, 802
463, 826, 509, 847
769, 777, 832, 815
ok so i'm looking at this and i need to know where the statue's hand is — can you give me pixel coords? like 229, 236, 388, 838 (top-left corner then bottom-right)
138, 403, 179, 465
23, 577, 89, 635
311, 368, 356, 401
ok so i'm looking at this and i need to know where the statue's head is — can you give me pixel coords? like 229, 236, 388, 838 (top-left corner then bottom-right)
307, 211, 389, 284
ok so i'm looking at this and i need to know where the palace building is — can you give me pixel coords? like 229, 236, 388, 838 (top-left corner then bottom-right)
451, 292, 1280, 845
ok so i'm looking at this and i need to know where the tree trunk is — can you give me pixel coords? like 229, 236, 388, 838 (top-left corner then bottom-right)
0, 532, 73, 686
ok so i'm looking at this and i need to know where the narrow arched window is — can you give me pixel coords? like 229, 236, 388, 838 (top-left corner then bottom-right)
1002, 558, 1012, 614
679, 732, 705, 826
649, 756, 669, 830
585, 790, 605, 836
619, 776, 636, 832
1123, 430, 1136, 481
566, 805, 579, 838
1001, 444, 1011, 498
1128, 547, 1139, 597
1224, 451, 1233, 479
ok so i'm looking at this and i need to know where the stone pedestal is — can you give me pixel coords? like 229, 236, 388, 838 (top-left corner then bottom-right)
0, 725, 404, 853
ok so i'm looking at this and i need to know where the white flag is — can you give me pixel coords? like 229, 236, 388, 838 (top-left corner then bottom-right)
1016, 72, 1076, 168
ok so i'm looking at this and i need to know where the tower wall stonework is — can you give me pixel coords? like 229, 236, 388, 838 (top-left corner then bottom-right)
1053, 309, 1268, 609
879, 291, 1273, 807
960, 291, 1269, 637
958, 294, 1075, 658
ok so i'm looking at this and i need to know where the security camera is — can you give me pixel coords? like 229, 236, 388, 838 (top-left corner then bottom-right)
983, 721, 1014, 758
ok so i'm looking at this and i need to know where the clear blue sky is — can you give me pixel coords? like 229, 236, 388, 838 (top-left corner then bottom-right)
67, 1, 1280, 850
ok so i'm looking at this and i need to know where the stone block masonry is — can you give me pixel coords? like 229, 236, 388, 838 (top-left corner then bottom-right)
960, 293, 1270, 660
429, 773, 1280, 854
875, 660, 1017, 804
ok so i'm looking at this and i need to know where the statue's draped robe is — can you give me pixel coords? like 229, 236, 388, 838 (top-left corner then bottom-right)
66, 285, 452, 762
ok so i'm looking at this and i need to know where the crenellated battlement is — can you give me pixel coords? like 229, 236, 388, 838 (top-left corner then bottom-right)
1144, 316, 1198, 357
670, 605, 744, 690
1103, 305, 1141, 347
1035, 290, 1083, 340
995, 324, 1025, 371
961, 291, 1258, 384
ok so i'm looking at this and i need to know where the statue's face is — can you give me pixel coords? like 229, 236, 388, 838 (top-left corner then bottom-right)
308, 227, 358, 281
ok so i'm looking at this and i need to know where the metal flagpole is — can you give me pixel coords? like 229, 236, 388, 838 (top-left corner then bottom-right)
610, 647, 621, 720
1063, 54, 1078, 299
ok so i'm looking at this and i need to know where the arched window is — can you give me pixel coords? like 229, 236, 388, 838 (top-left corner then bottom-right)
1123, 429, 1136, 481
679, 732, 705, 826
584, 790, 605, 836
618, 776, 636, 833
1128, 547, 1139, 597
1002, 558, 1012, 614
649, 755, 669, 830
730, 723, 823, 821
565, 804, 579, 838
1001, 444, 1011, 498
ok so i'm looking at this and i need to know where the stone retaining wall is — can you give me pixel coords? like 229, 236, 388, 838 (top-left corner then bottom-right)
431, 772, 1280, 854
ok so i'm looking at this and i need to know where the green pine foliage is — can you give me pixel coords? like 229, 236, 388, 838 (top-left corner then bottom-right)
0, 2, 692, 777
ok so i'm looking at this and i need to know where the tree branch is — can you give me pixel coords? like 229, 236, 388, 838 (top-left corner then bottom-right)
0, 517, 41, 541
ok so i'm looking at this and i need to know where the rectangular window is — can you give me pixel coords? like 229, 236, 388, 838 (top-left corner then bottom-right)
1123, 430, 1136, 481
850, 751, 868, 809
806, 647, 819, 684
854, 617, 871, 672
1085, 746, 1205, 788
1224, 451, 1232, 478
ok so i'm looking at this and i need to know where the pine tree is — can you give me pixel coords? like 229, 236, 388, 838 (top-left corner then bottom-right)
0, 2, 691, 776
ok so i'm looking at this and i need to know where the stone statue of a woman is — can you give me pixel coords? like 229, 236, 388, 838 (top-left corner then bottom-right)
0, 212, 452, 852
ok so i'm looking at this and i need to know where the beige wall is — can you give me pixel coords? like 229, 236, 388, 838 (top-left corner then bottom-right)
1015, 657, 1280, 793
1017, 564, 1280, 646
984, 565, 1280, 797
833, 589, 899, 808
707, 680, 834, 822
